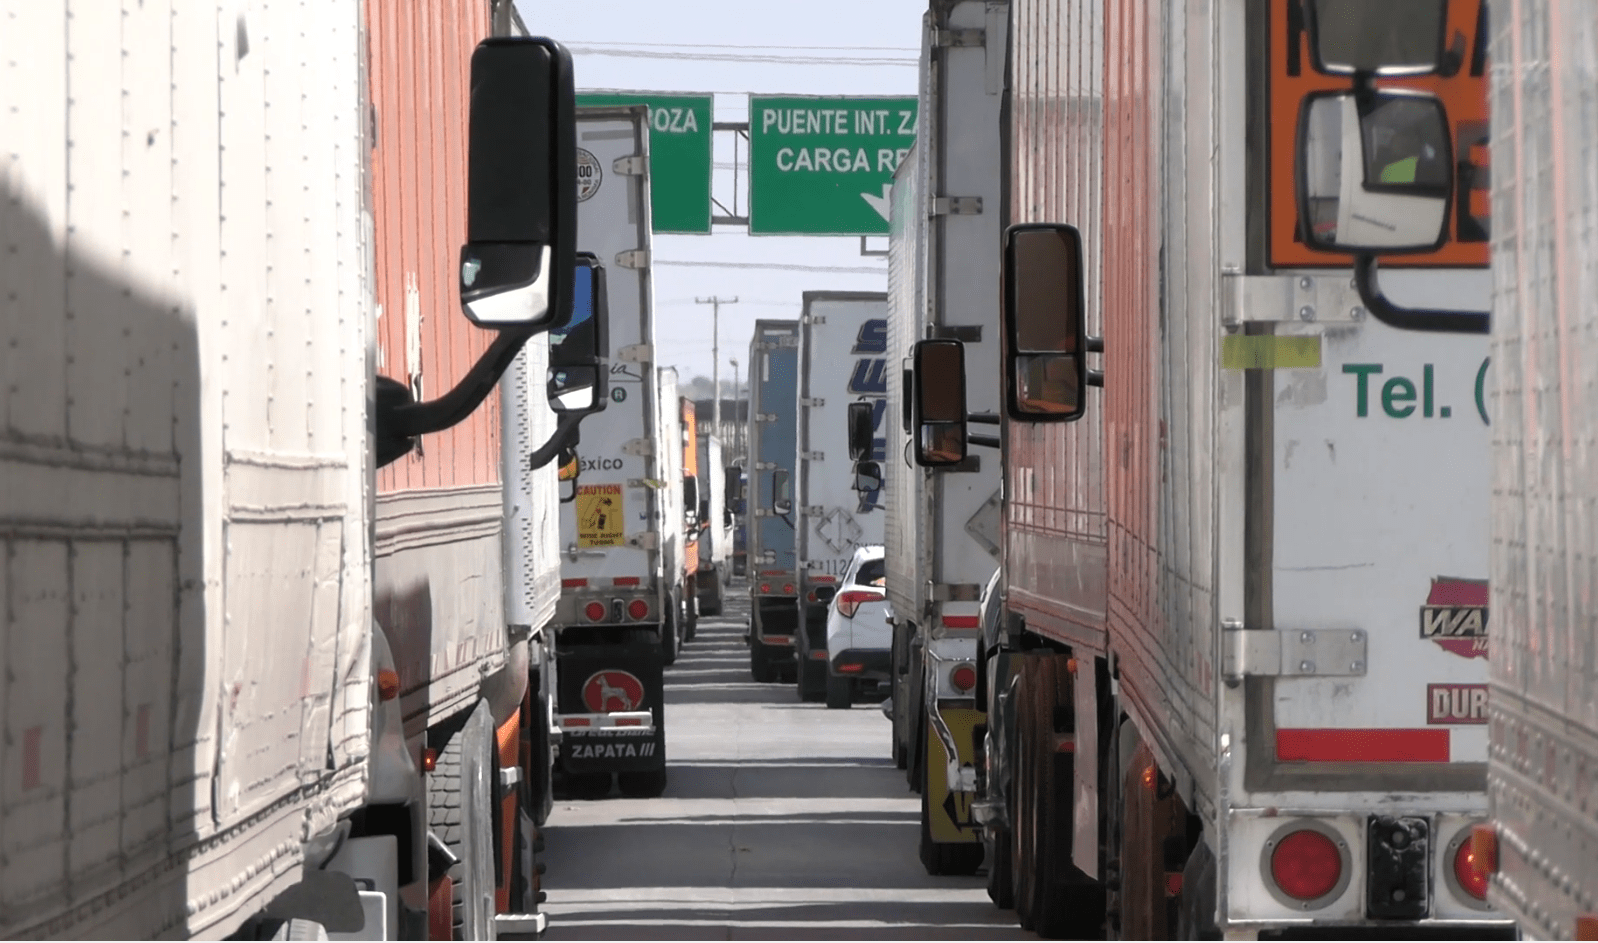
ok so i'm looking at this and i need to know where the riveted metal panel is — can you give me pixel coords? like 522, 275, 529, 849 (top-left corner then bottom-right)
1485, 2, 1598, 937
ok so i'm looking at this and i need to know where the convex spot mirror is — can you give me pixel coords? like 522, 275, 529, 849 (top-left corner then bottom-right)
847, 401, 874, 461
1003, 224, 1088, 423
547, 253, 609, 414
460, 37, 576, 330
913, 339, 968, 467
1295, 90, 1453, 254
772, 469, 793, 516
1303, 0, 1448, 76
852, 460, 883, 493
683, 475, 700, 518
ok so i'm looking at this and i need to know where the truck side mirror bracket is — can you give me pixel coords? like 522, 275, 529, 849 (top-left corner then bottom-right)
375, 37, 577, 465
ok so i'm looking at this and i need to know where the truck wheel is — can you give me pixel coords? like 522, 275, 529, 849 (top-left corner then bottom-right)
427, 702, 497, 941
661, 594, 680, 667
986, 821, 1015, 909
825, 672, 851, 709
562, 772, 612, 801
684, 593, 698, 643
797, 656, 826, 702
1028, 654, 1106, 940
616, 768, 668, 798
892, 733, 907, 770
750, 644, 775, 682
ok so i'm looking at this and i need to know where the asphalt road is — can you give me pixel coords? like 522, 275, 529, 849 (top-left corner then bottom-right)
538, 585, 1032, 940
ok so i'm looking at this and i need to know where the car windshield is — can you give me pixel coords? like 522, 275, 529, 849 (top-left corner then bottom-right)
852, 557, 886, 587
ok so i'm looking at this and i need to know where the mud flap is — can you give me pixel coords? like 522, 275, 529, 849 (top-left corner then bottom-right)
556, 640, 666, 773
926, 707, 984, 844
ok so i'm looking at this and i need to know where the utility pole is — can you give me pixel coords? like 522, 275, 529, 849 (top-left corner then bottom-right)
695, 296, 739, 445
729, 358, 741, 458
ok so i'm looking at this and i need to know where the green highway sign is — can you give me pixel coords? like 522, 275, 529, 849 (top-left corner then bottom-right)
747, 96, 919, 235
576, 92, 713, 234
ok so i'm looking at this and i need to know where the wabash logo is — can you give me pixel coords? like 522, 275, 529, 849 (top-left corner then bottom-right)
1420, 577, 1487, 660
1427, 683, 1488, 725
582, 670, 646, 712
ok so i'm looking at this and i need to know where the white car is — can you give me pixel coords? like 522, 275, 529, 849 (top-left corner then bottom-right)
824, 545, 892, 709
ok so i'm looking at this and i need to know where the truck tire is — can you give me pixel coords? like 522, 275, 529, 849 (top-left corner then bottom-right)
986, 819, 1015, 909
1025, 654, 1105, 940
428, 702, 497, 941
825, 672, 851, 709
750, 643, 775, 683
661, 593, 680, 666
683, 591, 698, 643
617, 768, 668, 798
796, 655, 826, 702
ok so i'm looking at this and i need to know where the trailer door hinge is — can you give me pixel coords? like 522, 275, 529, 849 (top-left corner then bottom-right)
802, 314, 827, 325
756, 412, 777, 423
933, 27, 985, 47
929, 582, 983, 603
756, 335, 801, 349
612, 155, 646, 176
626, 531, 659, 550
755, 461, 777, 471
616, 248, 650, 270
933, 196, 983, 216
1222, 623, 1367, 683
618, 343, 652, 364
622, 438, 655, 457
801, 450, 824, 462
800, 397, 825, 408
803, 506, 827, 517
1221, 271, 1364, 326
931, 324, 983, 343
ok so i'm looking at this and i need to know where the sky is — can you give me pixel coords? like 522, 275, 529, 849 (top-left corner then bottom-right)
514, 0, 929, 390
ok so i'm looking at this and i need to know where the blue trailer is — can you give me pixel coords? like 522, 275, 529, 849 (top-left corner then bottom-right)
745, 320, 801, 682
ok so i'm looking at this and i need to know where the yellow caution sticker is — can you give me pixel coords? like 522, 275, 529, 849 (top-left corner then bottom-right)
1221, 334, 1322, 370
926, 707, 984, 844
576, 484, 625, 547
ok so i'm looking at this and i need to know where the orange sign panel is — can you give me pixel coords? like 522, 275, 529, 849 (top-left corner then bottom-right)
1269, 0, 1490, 268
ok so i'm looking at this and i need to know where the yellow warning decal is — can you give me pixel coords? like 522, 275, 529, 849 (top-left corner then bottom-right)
576, 484, 625, 547
926, 707, 984, 844
1221, 334, 1322, 370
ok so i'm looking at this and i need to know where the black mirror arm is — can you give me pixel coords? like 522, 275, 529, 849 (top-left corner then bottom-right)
527, 412, 586, 471
1355, 255, 1489, 335
969, 412, 1001, 426
1086, 336, 1104, 353
1088, 370, 1105, 388
386, 324, 536, 438
969, 433, 1001, 450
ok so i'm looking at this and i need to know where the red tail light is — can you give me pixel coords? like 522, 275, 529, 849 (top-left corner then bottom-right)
377, 669, 401, 702
760, 583, 771, 593
626, 599, 650, 621
584, 602, 607, 623
1269, 828, 1343, 902
783, 583, 794, 594
422, 748, 437, 773
950, 663, 977, 692
838, 663, 864, 674
1453, 835, 1489, 900
836, 589, 884, 618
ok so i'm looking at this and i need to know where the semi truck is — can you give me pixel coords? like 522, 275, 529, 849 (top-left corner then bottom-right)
679, 394, 702, 640
1, 2, 591, 938
897, 0, 1511, 936
1276, 3, 1598, 939
745, 319, 803, 683
546, 105, 675, 800
794, 292, 891, 701
696, 431, 733, 616
884, 0, 1007, 877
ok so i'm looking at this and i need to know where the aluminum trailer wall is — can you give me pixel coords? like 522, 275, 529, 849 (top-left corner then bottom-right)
0, 2, 373, 936
1484, 1, 1598, 938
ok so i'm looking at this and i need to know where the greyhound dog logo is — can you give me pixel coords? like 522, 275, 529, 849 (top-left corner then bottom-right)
582, 670, 646, 713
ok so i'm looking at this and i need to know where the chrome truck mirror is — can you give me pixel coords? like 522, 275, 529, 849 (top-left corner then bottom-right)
912, 339, 968, 467
1002, 224, 1090, 423
1303, 0, 1449, 76
1295, 90, 1453, 255
847, 400, 874, 461
852, 460, 884, 493
459, 37, 577, 330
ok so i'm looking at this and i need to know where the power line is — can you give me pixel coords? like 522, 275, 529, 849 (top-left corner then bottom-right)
655, 259, 887, 274
564, 40, 919, 52
566, 47, 915, 66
